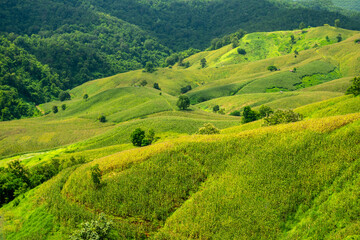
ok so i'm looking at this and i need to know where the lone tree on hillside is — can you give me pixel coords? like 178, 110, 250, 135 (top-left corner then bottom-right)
242, 106, 258, 124
52, 105, 58, 114
98, 115, 106, 123
177, 95, 190, 110
259, 105, 273, 118
200, 58, 207, 68
59, 91, 71, 101
90, 164, 102, 188
140, 80, 148, 87
131, 128, 145, 147
346, 77, 360, 96
153, 82, 161, 90
213, 105, 220, 112
83, 93, 89, 101
61, 104, 66, 111
336, 34, 342, 42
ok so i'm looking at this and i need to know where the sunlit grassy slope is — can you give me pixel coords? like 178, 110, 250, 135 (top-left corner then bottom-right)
1, 108, 360, 239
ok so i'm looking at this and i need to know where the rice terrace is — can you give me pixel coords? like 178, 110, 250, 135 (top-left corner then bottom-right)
1, 0, 360, 239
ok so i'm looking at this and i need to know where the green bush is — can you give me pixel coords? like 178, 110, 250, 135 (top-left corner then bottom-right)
52, 106, 58, 114
61, 104, 66, 111
259, 105, 273, 118
131, 128, 146, 147
346, 77, 360, 96
263, 109, 303, 126
90, 164, 102, 188
198, 123, 220, 135
242, 106, 259, 123
59, 91, 71, 102
213, 105, 220, 112
70, 213, 115, 240
267, 65, 278, 72
98, 115, 106, 123
230, 110, 241, 116
237, 48, 246, 55
177, 95, 190, 110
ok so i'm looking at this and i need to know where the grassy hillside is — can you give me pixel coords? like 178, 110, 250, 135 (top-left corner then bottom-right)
1, 26, 360, 239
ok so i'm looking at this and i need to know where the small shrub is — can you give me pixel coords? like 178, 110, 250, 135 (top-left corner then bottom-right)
90, 164, 102, 188
346, 77, 360, 96
153, 82, 161, 90
140, 80, 148, 86
198, 123, 220, 135
213, 105, 220, 112
355, 39, 360, 44
70, 213, 115, 240
237, 48, 246, 55
230, 110, 240, 116
61, 104, 66, 111
267, 65, 278, 72
263, 109, 303, 126
52, 106, 58, 114
181, 85, 192, 94
200, 58, 207, 68
218, 108, 225, 115
83, 94, 89, 100
98, 115, 106, 123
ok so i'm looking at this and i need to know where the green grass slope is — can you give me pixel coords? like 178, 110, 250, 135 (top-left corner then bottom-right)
1, 111, 360, 239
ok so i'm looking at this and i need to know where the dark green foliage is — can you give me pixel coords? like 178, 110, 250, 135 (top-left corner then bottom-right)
336, 33, 342, 42
59, 91, 71, 101
213, 105, 220, 112
259, 105, 274, 118
242, 106, 259, 123
200, 58, 207, 68
198, 123, 220, 135
326, 36, 330, 42
131, 128, 146, 147
61, 104, 66, 111
267, 65, 278, 71
346, 76, 360, 96
237, 48, 247, 55
98, 115, 106, 123
355, 39, 360, 44
140, 80, 148, 87
177, 95, 190, 110
165, 48, 199, 66
264, 109, 303, 125
230, 110, 241, 116
210, 30, 246, 50
52, 105, 58, 114
145, 62, 155, 73
83, 94, 89, 101
90, 164, 102, 188
153, 83, 161, 90
71, 213, 115, 240
180, 85, 192, 94
299, 22, 306, 29
335, 19, 340, 27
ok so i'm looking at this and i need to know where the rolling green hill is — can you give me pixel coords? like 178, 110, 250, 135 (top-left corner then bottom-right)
1, 25, 360, 239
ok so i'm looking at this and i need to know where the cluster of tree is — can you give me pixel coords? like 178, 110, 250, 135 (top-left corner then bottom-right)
210, 29, 247, 50
131, 128, 156, 147
0, 156, 86, 206
0, 37, 63, 120
165, 48, 200, 67
240, 105, 303, 125
83, 0, 360, 51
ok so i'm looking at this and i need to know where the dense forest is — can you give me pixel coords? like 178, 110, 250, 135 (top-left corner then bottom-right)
1, 0, 360, 120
